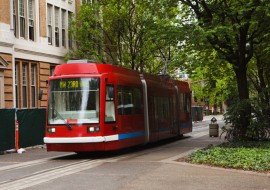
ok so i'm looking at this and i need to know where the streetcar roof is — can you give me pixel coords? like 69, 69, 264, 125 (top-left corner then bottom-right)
51, 62, 190, 92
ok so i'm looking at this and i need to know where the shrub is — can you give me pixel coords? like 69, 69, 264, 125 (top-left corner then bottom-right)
189, 141, 270, 172
223, 99, 252, 140
224, 99, 270, 141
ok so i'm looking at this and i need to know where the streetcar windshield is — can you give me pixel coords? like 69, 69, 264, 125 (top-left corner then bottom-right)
48, 78, 100, 125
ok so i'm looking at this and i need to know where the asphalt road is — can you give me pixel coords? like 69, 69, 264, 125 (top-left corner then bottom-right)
0, 116, 269, 190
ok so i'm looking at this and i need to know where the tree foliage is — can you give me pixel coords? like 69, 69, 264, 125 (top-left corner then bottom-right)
68, 0, 180, 72
177, 0, 270, 138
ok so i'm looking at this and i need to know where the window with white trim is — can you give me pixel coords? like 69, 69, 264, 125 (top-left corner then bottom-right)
13, 0, 17, 36
13, 0, 36, 40
55, 7, 60, 47
15, 60, 38, 108
28, 0, 34, 41
19, 0, 26, 38
61, 9, 66, 47
31, 65, 37, 107
68, 12, 73, 49
22, 63, 28, 107
15, 62, 19, 108
47, 4, 52, 45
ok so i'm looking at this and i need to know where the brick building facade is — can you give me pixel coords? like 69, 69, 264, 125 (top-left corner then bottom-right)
0, 0, 80, 108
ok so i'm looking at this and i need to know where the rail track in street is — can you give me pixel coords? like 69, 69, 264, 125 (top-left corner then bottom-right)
0, 117, 236, 190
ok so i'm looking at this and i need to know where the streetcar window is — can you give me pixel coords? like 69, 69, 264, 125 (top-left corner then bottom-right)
117, 86, 142, 115
132, 88, 142, 114
186, 94, 191, 113
155, 96, 170, 121
123, 90, 133, 114
48, 78, 100, 125
105, 84, 116, 123
117, 88, 123, 115
179, 93, 190, 113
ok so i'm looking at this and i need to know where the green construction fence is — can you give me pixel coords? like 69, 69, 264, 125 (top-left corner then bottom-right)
0, 108, 46, 152
0, 109, 16, 152
17, 109, 46, 148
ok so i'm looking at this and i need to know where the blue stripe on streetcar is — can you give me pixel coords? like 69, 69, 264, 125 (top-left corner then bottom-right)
118, 131, 145, 140
180, 123, 189, 128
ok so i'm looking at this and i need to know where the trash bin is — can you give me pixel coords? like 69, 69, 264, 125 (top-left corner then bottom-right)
209, 117, 219, 137
209, 124, 219, 137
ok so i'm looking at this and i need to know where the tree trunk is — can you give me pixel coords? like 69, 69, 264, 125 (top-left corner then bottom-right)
235, 67, 249, 101
234, 65, 251, 138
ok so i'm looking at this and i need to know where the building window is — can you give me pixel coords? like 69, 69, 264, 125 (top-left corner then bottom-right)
55, 7, 60, 47
15, 62, 19, 108
47, 4, 52, 45
15, 60, 38, 108
19, 0, 26, 38
68, 12, 73, 49
28, 0, 34, 41
13, 0, 36, 40
44, 4, 72, 48
13, 0, 17, 37
31, 65, 37, 107
61, 10, 66, 47
50, 66, 55, 76
22, 63, 28, 107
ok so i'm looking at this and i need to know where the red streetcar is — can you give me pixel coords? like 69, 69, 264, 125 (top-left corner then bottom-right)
44, 60, 192, 152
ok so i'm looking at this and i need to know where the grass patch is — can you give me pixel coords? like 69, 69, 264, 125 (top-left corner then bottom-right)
189, 140, 270, 172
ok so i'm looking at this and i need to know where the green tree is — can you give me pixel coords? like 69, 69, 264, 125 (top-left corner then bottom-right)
68, 0, 179, 72
187, 50, 235, 113
178, 0, 270, 137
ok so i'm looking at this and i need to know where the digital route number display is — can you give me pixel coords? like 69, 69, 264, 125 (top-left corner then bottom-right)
51, 78, 99, 91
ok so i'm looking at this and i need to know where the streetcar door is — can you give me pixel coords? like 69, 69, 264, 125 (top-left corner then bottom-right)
105, 84, 116, 123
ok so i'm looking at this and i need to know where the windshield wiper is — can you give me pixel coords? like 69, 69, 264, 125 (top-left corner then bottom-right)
51, 108, 72, 131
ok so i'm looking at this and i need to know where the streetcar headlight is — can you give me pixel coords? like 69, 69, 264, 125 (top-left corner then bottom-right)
89, 127, 95, 132
87, 126, 100, 133
47, 128, 56, 133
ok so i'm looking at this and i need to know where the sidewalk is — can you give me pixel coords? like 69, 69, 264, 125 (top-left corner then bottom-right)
167, 115, 270, 190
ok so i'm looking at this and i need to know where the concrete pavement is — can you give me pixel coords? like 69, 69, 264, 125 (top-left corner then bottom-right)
169, 115, 270, 189
0, 115, 269, 190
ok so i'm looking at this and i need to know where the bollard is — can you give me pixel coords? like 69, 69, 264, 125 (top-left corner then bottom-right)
15, 121, 19, 150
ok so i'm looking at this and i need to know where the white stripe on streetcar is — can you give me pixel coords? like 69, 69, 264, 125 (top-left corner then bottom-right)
44, 135, 119, 144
